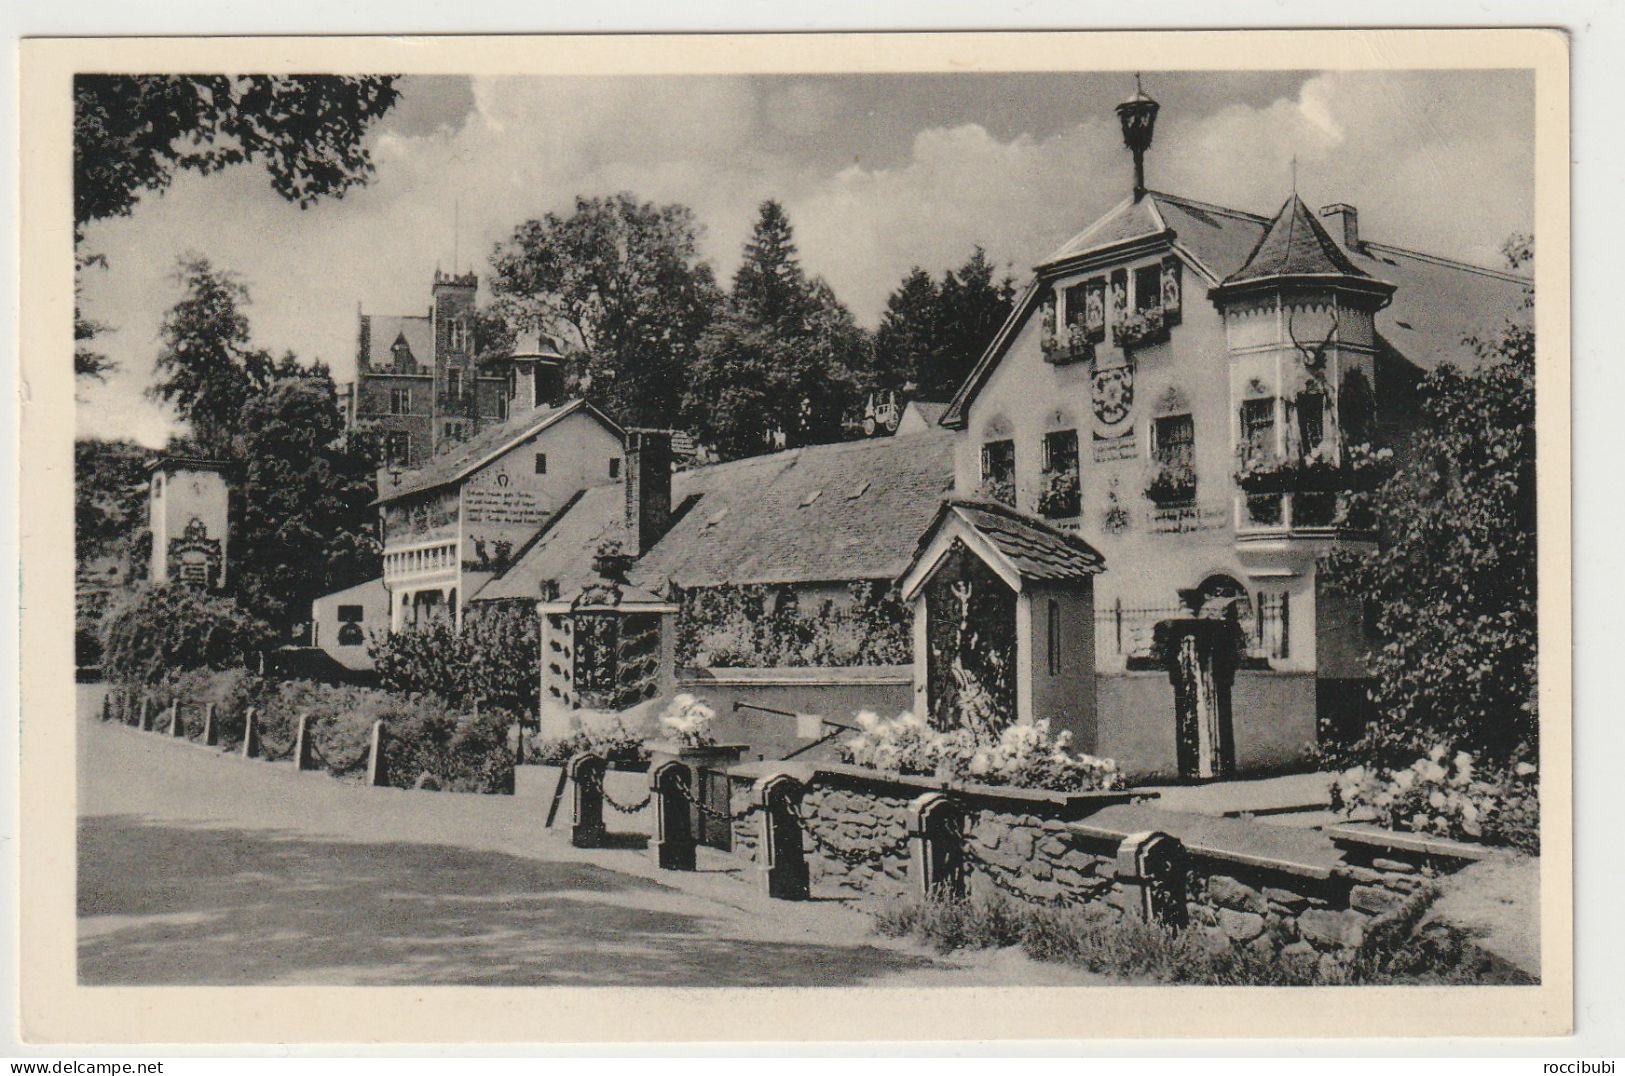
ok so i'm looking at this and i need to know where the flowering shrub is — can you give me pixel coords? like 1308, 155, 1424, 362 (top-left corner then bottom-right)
528, 721, 652, 767
840, 711, 1122, 793
1332, 744, 1538, 854
658, 693, 718, 748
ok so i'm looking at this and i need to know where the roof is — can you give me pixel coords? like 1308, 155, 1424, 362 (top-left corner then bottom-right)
946, 188, 1530, 427
147, 456, 232, 475
1218, 194, 1379, 288
904, 498, 1106, 592
901, 400, 949, 427
376, 399, 623, 505
363, 314, 433, 372
474, 429, 959, 600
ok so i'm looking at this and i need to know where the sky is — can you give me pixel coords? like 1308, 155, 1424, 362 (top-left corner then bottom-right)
75, 69, 1535, 447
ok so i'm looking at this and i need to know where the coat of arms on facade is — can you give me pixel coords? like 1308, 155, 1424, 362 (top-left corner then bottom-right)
166, 517, 222, 589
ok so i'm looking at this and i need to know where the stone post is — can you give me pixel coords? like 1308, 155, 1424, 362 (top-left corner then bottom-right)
242, 707, 261, 759
168, 702, 185, 738
756, 773, 809, 901
100, 692, 112, 723
139, 698, 154, 732
568, 753, 608, 848
366, 720, 388, 787
1113, 830, 1188, 926
651, 759, 697, 871
908, 792, 966, 901
294, 713, 316, 771
202, 704, 218, 747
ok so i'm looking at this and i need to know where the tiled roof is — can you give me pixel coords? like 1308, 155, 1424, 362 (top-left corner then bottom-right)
364, 315, 434, 371
474, 429, 959, 600
946, 187, 1530, 427
376, 399, 618, 504
919, 498, 1106, 584
1220, 194, 1373, 286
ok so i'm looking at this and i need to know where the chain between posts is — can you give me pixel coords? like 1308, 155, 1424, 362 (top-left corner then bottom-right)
309, 738, 372, 777
670, 775, 760, 824
580, 770, 653, 814
785, 799, 912, 866
958, 839, 1072, 907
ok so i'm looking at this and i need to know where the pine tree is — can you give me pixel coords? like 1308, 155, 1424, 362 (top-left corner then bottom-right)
731, 199, 808, 329
872, 247, 1016, 403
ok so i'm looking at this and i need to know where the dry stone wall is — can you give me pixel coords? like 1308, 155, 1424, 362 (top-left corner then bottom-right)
726, 761, 1488, 965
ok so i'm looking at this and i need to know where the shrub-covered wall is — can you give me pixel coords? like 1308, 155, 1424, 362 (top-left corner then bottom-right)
676, 581, 911, 669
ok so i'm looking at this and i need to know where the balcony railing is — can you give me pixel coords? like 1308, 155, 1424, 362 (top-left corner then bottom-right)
1095, 599, 1286, 665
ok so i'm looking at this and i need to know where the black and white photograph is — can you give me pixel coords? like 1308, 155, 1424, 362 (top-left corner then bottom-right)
16, 28, 1573, 1045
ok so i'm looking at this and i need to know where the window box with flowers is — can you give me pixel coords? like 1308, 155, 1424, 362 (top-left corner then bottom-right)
1112, 305, 1169, 350
979, 474, 1017, 508
1044, 322, 1096, 366
1036, 467, 1081, 519
1234, 441, 1393, 496
1144, 459, 1197, 506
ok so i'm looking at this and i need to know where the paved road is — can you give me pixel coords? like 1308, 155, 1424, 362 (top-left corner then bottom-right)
77, 687, 1097, 988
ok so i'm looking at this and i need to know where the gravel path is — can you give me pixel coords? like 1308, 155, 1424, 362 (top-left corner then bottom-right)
77, 686, 1103, 988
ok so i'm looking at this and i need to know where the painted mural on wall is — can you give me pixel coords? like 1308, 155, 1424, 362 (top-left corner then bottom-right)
166, 517, 223, 589
924, 539, 1016, 738
1091, 352, 1137, 462
461, 460, 551, 573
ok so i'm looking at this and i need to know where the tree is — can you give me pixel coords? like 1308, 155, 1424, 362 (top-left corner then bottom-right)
75, 438, 153, 568
150, 255, 274, 458
231, 358, 382, 638
1321, 314, 1536, 767
686, 200, 869, 459
74, 74, 400, 378
487, 193, 722, 426
872, 247, 1016, 401
101, 582, 271, 685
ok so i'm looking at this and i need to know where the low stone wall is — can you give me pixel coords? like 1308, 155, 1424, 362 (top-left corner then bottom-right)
724, 761, 1497, 967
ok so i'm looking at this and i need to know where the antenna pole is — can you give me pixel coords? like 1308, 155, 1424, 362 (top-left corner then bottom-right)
453, 200, 460, 273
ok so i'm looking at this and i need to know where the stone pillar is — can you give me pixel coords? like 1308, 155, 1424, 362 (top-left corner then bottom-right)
568, 753, 608, 848
202, 704, 219, 747
1113, 830, 1188, 926
366, 720, 389, 786
242, 707, 262, 759
294, 713, 316, 771
756, 773, 809, 901
100, 692, 112, 723
139, 698, 154, 732
168, 702, 185, 738
651, 759, 697, 871
909, 792, 966, 900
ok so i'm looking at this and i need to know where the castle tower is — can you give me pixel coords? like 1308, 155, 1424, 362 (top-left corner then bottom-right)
432, 270, 479, 437
149, 457, 231, 589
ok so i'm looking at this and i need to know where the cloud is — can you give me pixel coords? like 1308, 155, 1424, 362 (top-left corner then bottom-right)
75, 70, 1533, 447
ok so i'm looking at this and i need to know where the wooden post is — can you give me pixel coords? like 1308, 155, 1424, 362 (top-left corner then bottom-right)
202, 704, 218, 747
168, 702, 185, 738
242, 707, 261, 759
366, 720, 388, 786
294, 713, 315, 771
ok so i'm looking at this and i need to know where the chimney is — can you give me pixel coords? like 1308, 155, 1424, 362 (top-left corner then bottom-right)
625, 429, 674, 555
1319, 203, 1360, 250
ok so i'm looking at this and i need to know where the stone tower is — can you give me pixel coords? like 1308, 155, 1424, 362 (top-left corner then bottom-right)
149, 457, 231, 589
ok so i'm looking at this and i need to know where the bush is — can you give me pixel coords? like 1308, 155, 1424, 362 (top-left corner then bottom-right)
874, 893, 1530, 986
527, 718, 651, 767
839, 712, 1122, 793
1332, 745, 1539, 854
658, 693, 718, 748
369, 600, 539, 717
101, 583, 271, 685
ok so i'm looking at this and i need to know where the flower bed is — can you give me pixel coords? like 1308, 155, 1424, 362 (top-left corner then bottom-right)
839, 711, 1122, 793
1331, 745, 1538, 854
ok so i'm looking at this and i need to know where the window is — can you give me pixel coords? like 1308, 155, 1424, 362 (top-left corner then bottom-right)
1296, 392, 1326, 456
390, 387, 412, 415
384, 431, 411, 465
1134, 264, 1162, 312
338, 604, 364, 623
447, 318, 467, 352
1039, 429, 1080, 519
534, 452, 548, 475
153, 474, 163, 499
1240, 397, 1276, 454
447, 368, 462, 399
980, 439, 1016, 507
1152, 414, 1195, 467
609, 457, 622, 479
1047, 599, 1062, 676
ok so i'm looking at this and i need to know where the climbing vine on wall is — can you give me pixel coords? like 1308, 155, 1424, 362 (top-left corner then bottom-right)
676, 581, 912, 668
